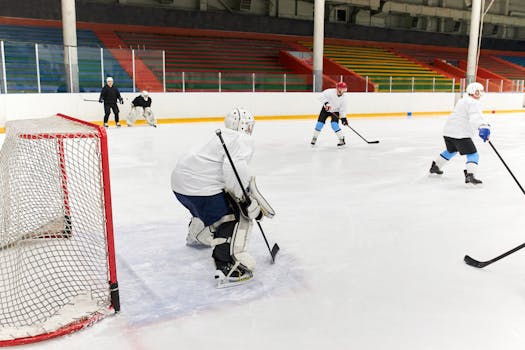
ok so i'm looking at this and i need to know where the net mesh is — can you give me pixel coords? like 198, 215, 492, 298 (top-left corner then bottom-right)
0, 115, 113, 341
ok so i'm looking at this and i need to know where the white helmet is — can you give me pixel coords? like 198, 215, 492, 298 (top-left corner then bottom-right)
466, 82, 484, 96
225, 107, 254, 135
106, 77, 114, 83
141, 90, 149, 98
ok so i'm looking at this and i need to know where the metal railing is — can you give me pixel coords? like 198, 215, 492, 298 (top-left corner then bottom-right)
0, 40, 523, 94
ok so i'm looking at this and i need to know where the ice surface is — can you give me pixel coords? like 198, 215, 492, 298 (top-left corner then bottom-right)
7, 113, 525, 350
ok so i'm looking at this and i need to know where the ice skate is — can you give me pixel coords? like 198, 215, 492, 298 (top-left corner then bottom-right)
429, 161, 443, 175
103, 123, 108, 128
464, 169, 482, 185
337, 137, 346, 147
215, 261, 253, 288
116, 123, 121, 128
310, 136, 317, 146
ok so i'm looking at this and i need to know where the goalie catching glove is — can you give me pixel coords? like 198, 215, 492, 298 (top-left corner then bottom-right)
237, 177, 275, 220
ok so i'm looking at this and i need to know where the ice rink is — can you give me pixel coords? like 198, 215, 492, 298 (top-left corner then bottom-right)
11, 111, 525, 350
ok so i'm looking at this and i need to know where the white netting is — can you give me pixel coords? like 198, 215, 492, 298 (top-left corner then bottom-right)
0, 115, 115, 342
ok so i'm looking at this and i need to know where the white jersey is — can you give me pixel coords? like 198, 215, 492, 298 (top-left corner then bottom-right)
171, 128, 254, 199
319, 88, 347, 118
443, 95, 487, 139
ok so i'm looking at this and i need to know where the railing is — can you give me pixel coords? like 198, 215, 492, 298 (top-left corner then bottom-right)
0, 40, 523, 94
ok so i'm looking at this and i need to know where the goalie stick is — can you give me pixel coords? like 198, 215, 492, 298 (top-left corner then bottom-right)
215, 129, 280, 263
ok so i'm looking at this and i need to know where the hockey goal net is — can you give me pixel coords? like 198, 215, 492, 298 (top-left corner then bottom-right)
0, 114, 119, 346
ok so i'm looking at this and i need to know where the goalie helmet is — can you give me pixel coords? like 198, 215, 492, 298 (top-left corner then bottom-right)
225, 107, 255, 135
466, 82, 484, 97
141, 90, 149, 98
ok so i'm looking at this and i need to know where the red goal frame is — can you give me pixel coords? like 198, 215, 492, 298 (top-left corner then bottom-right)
0, 113, 119, 347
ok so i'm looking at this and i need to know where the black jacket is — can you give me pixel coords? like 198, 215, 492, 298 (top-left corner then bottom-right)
132, 95, 152, 108
99, 85, 123, 104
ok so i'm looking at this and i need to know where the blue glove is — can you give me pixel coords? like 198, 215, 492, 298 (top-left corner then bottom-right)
479, 126, 490, 142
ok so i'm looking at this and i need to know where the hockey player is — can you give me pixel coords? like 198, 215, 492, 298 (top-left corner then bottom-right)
171, 107, 274, 288
127, 90, 157, 127
99, 77, 124, 128
429, 82, 491, 184
310, 81, 349, 147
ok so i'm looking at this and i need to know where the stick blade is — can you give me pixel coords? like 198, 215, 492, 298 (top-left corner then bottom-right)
270, 244, 280, 263
368, 141, 380, 144
464, 255, 488, 268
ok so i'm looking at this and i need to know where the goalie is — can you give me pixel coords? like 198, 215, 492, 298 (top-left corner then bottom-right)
170, 107, 274, 288
127, 90, 157, 127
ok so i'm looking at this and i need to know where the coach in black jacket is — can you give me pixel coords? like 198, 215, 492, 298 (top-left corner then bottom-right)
99, 77, 124, 127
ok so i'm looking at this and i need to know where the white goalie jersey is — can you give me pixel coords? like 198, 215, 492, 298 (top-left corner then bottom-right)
171, 128, 254, 199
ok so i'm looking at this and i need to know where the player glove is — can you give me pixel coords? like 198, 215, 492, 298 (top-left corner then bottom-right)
324, 102, 331, 112
119, 98, 124, 104
99, 99, 103, 103
478, 125, 490, 142
341, 118, 348, 126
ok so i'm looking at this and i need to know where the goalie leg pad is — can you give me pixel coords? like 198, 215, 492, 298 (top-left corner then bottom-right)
186, 217, 213, 247
187, 213, 236, 247
212, 221, 236, 264
249, 177, 275, 218
230, 215, 255, 271
127, 106, 143, 126
144, 107, 157, 126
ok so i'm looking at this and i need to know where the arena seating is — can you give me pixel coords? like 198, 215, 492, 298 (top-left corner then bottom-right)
114, 32, 311, 91
0, 20, 524, 94
301, 42, 458, 92
0, 24, 133, 92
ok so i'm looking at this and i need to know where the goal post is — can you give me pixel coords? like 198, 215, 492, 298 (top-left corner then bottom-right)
0, 113, 119, 346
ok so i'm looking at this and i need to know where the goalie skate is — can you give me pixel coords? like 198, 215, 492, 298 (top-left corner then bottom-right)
214, 263, 253, 288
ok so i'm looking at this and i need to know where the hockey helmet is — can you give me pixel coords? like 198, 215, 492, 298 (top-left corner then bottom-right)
225, 107, 255, 135
141, 90, 149, 98
336, 81, 347, 90
106, 77, 114, 83
466, 82, 484, 97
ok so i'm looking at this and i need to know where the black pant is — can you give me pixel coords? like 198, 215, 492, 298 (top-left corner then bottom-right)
443, 136, 477, 155
317, 108, 339, 123
103, 103, 120, 123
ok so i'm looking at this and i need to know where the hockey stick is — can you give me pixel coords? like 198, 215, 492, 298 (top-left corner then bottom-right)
488, 140, 525, 195
215, 129, 280, 263
464, 140, 525, 268
464, 243, 525, 268
328, 112, 379, 144
83, 98, 101, 102
345, 125, 380, 144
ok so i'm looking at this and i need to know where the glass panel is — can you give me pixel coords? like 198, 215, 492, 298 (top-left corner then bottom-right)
134, 49, 164, 92
102, 48, 133, 92
285, 73, 312, 92
184, 72, 220, 92
165, 71, 183, 92
0, 42, 5, 93
220, 73, 253, 92
37, 44, 66, 93
4, 41, 39, 93
77, 46, 104, 92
